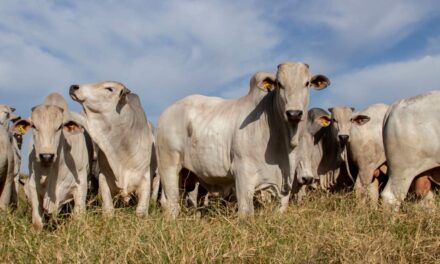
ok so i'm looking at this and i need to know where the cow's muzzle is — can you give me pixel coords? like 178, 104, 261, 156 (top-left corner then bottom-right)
69, 85, 80, 100
299, 175, 314, 185
40, 153, 55, 163
338, 135, 349, 147
286, 110, 303, 123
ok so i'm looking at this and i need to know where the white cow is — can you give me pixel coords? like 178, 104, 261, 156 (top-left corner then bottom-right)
350, 104, 389, 205
69, 81, 157, 217
13, 93, 91, 230
0, 105, 20, 209
381, 91, 440, 210
157, 62, 330, 218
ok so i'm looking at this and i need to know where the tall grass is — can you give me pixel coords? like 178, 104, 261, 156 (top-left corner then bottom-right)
1, 190, 440, 263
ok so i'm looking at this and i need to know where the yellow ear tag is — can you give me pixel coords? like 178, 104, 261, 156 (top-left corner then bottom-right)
320, 118, 330, 127
17, 126, 26, 135
262, 81, 272, 91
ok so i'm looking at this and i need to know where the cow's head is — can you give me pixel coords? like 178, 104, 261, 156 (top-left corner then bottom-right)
315, 107, 370, 147
69, 81, 131, 113
275, 62, 330, 124
0, 105, 19, 129
12, 105, 83, 165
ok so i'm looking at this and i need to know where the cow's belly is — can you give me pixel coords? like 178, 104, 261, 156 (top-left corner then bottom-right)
182, 133, 232, 182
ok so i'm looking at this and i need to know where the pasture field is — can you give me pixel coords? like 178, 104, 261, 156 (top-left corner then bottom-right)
1, 190, 440, 263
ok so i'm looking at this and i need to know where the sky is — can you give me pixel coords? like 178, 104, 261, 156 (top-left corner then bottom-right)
1, 1, 440, 172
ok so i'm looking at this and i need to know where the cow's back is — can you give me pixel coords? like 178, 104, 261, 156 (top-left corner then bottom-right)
384, 91, 440, 170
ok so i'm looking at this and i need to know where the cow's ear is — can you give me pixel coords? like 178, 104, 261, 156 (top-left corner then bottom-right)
351, 115, 370, 125
10, 113, 21, 123
119, 87, 131, 99
12, 119, 31, 135
258, 77, 276, 92
315, 115, 331, 127
310, 74, 330, 90
10, 107, 16, 113
63, 121, 83, 135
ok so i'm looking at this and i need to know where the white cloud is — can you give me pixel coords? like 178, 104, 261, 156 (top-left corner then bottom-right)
0, 1, 281, 118
318, 54, 440, 110
293, 0, 438, 53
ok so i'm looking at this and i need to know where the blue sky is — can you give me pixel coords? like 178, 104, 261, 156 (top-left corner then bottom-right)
1, 1, 440, 171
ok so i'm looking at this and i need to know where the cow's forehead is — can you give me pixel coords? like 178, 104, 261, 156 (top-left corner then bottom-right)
332, 107, 353, 118
31, 106, 64, 124
0, 105, 11, 112
278, 62, 309, 74
94, 81, 125, 89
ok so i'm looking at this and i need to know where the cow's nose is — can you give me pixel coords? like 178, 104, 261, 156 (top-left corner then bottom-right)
300, 175, 314, 185
40, 153, 55, 163
286, 110, 303, 122
69, 85, 79, 93
339, 135, 349, 145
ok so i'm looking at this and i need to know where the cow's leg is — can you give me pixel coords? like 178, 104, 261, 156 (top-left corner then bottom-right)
295, 184, 307, 204
381, 167, 414, 211
10, 176, 18, 209
0, 173, 13, 210
158, 151, 181, 219
73, 170, 88, 215
99, 172, 114, 217
367, 178, 380, 208
28, 174, 44, 230
136, 170, 151, 217
413, 175, 435, 210
150, 173, 160, 205
186, 181, 199, 207
279, 191, 291, 213
234, 169, 256, 217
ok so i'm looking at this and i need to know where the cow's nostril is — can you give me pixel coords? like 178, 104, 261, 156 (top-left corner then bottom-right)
339, 135, 349, 143
286, 110, 303, 122
40, 153, 55, 163
301, 176, 314, 185
69, 85, 79, 92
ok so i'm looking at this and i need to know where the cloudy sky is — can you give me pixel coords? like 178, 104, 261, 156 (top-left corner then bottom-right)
1, 1, 440, 171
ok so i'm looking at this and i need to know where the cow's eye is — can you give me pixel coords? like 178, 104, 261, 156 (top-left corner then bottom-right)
332, 118, 337, 123
31, 124, 37, 130
57, 125, 63, 131
305, 81, 310, 87
105, 87, 113, 92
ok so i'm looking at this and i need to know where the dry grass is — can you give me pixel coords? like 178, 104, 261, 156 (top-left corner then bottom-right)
1, 190, 440, 263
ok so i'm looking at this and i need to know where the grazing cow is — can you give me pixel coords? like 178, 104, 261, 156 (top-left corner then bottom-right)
13, 93, 91, 230
381, 91, 440, 210
157, 62, 330, 218
69, 81, 157, 217
349, 104, 389, 205
0, 105, 20, 209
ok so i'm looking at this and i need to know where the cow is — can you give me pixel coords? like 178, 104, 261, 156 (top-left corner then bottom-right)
295, 106, 371, 201
12, 93, 91, 230
69, 81, 157, 217
0, 105, 21, 209
349, 104, 389, 206
381, 91, 440, 210
156, 62, 330, 219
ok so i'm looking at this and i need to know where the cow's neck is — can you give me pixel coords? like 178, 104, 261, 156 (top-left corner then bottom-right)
84, 105, 138, 183
261, 91, 305, 193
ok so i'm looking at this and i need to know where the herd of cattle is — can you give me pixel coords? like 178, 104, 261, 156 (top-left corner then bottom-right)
0, 61, 439, 230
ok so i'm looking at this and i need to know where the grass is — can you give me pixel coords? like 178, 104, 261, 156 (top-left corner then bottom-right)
1, 190, 440, 263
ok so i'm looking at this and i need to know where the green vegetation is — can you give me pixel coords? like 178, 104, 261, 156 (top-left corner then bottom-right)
1, 191, 440, 263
